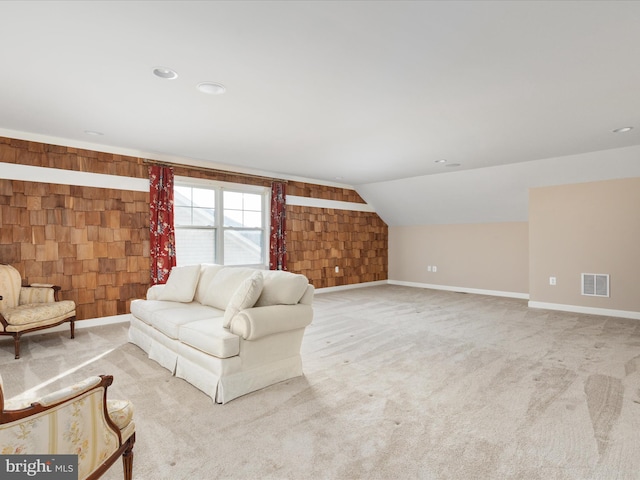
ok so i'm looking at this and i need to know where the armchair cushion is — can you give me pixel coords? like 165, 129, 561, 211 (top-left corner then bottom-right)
19, 286, 56, 304
0, 264, 21, 309
2, 301, 76, 327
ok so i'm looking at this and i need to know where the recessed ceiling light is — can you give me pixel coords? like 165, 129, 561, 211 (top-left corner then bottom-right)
435, 159, 447, 164
445, 163, 461, 168
612, 126, 633, 133
197, 82, 226, 95
152, 67, 178, 80
84, 130, 103, 136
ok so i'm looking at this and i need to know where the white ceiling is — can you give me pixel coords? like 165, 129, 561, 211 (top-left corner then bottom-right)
1, 1, 639, 226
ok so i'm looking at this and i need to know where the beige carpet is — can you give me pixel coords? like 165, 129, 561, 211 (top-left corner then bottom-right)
2, 285, 640, 479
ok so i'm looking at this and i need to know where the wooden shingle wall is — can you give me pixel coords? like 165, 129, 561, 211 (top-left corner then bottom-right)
1, 136, 388, 319
287, 206, 387, 288
0, 138, 150, 319
0, 179, 150, 319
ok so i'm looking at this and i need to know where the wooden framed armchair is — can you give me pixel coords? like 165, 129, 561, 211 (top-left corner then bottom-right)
0, 264, 76, 359
0, 374, 135, 480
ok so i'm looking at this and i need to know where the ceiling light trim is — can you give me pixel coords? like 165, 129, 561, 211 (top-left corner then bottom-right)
152, 67, 178, 80
197, 82, 226, 95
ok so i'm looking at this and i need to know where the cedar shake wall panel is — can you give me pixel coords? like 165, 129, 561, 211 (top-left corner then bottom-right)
287, 205, 388, 289
1, 135, 388, 319
0, 176, 149, 320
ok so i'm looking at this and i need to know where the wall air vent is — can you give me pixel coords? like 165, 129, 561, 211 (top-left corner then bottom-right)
581, 273, 609, 297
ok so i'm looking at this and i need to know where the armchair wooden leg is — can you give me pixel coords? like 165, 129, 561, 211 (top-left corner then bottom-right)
13, 333, 21, 360
70, 317, 75, 339
122, 435, 135, 480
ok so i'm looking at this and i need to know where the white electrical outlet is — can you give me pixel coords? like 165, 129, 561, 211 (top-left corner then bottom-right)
335, 266, 339, 273
427, 266, 432, 272
432, 266, 437, 273
549, 276, 556, 285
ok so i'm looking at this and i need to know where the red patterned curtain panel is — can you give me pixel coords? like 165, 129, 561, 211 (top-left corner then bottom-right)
149, 165, 177, 284
269, 182, 287, 271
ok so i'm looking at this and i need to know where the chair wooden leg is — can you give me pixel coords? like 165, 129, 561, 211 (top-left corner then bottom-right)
13, 333, 21, 360
70, 318, 75, 339
122, 436, 135, 480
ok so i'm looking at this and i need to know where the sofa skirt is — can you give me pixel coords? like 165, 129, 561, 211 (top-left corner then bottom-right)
174, 340, 304, 404
129, 316, 306, 404
217, 355, 303, 404
129, 316, 179, 373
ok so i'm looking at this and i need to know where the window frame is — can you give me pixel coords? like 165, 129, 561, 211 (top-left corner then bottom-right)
174, 176, 270, 268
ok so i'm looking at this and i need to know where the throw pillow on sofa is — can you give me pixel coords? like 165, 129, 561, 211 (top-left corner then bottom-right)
157, 264, 201, 303
201, 267, 258, 310
223, 271, 264, 328
255, 271, 309, 307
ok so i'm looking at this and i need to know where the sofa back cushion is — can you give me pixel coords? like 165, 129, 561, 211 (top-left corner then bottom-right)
255, 271, 309, 307
223, 271, 264, 328
201, 267, 257, 310
194, 264, 224, 304
157, 264, 201, 303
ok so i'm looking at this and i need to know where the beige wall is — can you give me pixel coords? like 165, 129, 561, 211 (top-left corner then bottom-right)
389, 222, 529, 295
529, 177, 640, 312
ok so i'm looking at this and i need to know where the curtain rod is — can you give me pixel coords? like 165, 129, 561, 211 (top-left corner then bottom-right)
143, 158, 288, 183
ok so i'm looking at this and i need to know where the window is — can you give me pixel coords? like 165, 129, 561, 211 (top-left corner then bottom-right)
174, 178, 268, 267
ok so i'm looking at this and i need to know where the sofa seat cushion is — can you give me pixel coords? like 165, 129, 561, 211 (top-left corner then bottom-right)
178, 317, 240, 358
130, 300, 181, 325
1, 300, 76, 326
130, 300, 225, 339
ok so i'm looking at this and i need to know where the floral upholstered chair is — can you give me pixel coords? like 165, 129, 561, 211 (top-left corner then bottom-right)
0, 264, 76, 359
0, 374, 135, 480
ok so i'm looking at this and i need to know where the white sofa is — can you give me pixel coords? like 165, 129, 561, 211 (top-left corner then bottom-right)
128, 264, 314, 404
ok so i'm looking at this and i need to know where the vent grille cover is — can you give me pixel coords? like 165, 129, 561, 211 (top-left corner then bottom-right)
582, 273, 609, 297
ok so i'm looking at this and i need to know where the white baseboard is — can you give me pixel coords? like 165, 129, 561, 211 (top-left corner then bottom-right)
528, 301, 640, 320
315, 280, 388, 294
387, 280, 530, 300
315, 280, 529, 300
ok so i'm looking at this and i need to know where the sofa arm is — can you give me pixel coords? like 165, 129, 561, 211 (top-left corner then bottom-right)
229, 304, 313, 341
146, 284, 165, 300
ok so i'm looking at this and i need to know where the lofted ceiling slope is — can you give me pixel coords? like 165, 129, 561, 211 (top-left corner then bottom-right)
1, 1, 639, 225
